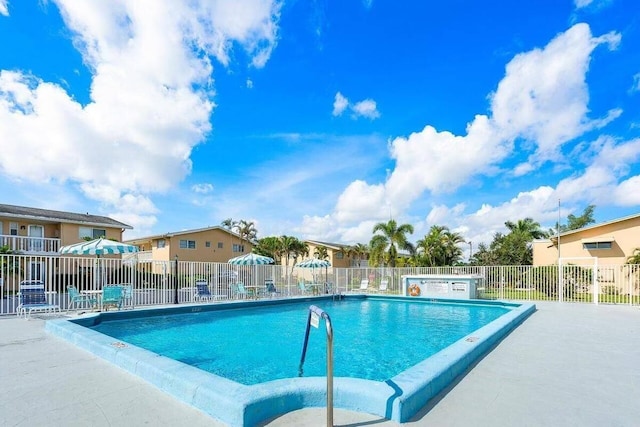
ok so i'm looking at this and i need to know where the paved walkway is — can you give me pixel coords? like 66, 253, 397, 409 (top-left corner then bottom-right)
1, 302, 639, 426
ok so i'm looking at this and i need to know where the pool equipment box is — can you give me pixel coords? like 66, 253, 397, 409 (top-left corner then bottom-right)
402, 274, 484, 299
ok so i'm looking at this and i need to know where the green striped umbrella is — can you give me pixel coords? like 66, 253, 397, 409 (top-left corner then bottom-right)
59, 238, 138, 289
59, 237, 138, 256
228, 253, 274, 265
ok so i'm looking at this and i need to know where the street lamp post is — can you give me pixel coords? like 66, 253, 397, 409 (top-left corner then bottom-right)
468, 241, 473, 262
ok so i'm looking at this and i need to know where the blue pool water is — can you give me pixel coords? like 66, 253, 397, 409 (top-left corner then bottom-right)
90, 298, 510, 385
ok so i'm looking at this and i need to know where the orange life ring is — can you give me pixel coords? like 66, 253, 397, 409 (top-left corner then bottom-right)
408, 284, 421, 297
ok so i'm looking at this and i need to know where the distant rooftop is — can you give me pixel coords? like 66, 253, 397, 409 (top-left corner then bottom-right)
0, 203, 132, 229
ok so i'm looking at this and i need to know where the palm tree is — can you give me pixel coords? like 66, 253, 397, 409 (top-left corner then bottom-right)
442, 229, 465, 265
414, 225, 464, 266
313, 245, 329, 261
370, 219, 414, 267
279, 236, 308, 277
237, 220, 258, 247
351, 243, 369, 267
505, 218, 546, 240
415, 225, 446, 266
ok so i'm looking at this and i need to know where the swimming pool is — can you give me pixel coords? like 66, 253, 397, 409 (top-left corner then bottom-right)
47, 295, 535, 426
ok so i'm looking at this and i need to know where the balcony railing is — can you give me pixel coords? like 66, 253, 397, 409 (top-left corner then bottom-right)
0, 234, 60, 253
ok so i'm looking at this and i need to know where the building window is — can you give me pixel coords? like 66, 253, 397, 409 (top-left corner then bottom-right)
205, 241, 211, 248
217, 242, 223, 249
232, 244, 245, 253
180, 239, 196, 249
9, 222, 18, 236
157, 239, 166, 249
583, 242, 612, 250
79, 227, 106, 239
335, 252, 343, 259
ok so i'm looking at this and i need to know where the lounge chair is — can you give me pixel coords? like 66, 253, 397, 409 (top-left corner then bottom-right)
17, 280, 61, 319
377, 279, 389, 293
67, 285, 97, 312
102, 285, 123, 311
354, 279, 369, 293
194, 280, 215, 302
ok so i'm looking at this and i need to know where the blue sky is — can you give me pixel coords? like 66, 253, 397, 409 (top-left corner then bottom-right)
1, 0, 639, 255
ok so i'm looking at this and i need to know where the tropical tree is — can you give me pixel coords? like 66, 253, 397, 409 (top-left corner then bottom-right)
414, 225, 465, 266
350, 243, 369, 267
279, 236, 308, 276
550, 205, 597, 235
369, 219, 414, 267
221, 218, 236, 231
473, 231, 533, 265
313, 245, 329, 261
626, 248, 640, 264
565, 205, 596, 231
441, 229, 465, 265
237, 220, 258, 246
253, 236, 282, 262
505, 218, 546, 240
221, 218, 258, 253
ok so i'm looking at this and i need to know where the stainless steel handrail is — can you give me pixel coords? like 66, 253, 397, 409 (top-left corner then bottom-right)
298, 305, 334, 427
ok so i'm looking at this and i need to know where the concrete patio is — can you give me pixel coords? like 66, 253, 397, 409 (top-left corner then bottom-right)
1, 301, 638, 426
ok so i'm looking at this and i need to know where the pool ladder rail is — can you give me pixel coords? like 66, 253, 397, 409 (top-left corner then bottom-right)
298, 305, 334, 427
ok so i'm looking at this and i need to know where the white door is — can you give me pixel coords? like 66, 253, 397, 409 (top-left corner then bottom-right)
28, 225, 44, 252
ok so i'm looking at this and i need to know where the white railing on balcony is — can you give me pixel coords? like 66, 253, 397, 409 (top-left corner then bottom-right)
0, 234, 60, 253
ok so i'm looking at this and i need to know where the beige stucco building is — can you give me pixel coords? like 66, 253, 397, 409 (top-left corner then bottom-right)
124, 226, 253, 263
0, 203, 132, 255
533, 212, 640, 266
303, 240, 354, 269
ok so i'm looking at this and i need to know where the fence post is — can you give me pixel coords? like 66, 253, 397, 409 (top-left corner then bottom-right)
174, 255, 179, 304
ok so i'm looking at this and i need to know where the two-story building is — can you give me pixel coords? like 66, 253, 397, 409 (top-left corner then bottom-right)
303, 240, 363, 269
124, 226, 253, 265
0, 203, 132, 255
0, 203, 132, 287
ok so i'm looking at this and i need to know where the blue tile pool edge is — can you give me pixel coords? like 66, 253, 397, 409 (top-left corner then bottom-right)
45, 298, 536, 426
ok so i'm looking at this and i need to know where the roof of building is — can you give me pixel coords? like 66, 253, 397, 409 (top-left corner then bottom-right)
124, 225, 242, 244
0, 203, 132, 229
304, 239, 350, 250
549, 211, 640, 241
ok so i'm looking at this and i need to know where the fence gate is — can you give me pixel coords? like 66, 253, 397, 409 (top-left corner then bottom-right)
559, 257, 597, 304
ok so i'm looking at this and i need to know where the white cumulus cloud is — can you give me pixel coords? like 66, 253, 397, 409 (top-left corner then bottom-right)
332, 91, 380, 120
0, 0, 281, 232
332, 92, 349, 116
305, 23, 625, 244
351, 99, 380, 120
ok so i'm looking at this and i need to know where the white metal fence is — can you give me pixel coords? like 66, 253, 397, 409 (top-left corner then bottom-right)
1, 254, 638, 315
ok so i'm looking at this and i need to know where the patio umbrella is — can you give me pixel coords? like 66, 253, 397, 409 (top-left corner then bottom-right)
296, 258, 331, 285
228, 253, 274, 288
59, 237, 138, 288
59, 237, 139, 256
228, 253, 274, 265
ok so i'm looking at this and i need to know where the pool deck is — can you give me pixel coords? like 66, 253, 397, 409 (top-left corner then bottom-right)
1, 301, 639, 426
